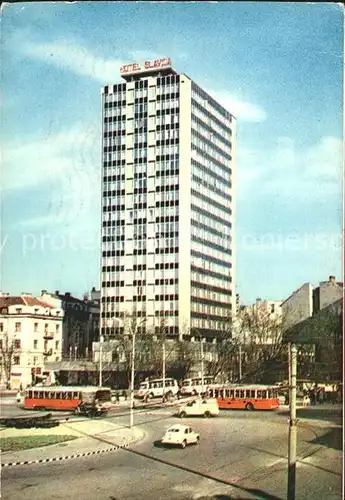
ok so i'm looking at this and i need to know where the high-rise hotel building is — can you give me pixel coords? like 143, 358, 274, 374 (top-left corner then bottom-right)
100, 59, 236, 340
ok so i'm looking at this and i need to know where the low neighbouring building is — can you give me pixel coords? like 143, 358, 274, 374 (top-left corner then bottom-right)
0, 293, 63, 389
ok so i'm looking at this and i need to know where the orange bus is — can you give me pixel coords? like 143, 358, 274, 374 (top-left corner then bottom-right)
23, 385, 112, 414
207, 384, 280, 411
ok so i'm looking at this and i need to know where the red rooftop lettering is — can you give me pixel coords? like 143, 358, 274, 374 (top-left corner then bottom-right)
120, 63, 141, 74
144, 58, 171, 69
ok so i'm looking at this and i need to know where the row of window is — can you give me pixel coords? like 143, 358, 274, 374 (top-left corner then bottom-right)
191, 114, 232, 147
191, 286, 231, 302
0, 322, 61, 334
157, 99, 179, 110
191, 251, 232, 275
192, 147, 232, 180
192, 173, 231, 202
105, 90, 126, 101
191, 317, 228, 330
192, 196, 231, 222
104, 151, 127, 162
191, 219, 228, 240
192, 205, 232, 230
192, 121, 231, 157
192, 302, 230, 317
192, 234, 231, 255
191, 135, 231, 166
191, 93, 232, 135
192, 265, 231, 284
191, 243, 232, 267
192, 186, 231, 213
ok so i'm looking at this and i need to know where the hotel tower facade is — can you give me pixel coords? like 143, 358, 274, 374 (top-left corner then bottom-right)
100, 59, 236, 340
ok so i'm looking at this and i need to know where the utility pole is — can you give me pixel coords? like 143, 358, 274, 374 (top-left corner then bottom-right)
287, 343, 297, 500
162, 341, 166, 402
201, 337, 204, 395
129, 327, 136, 429
239, 344, 242, 382
99, 335, 104, 387
288, 342, 291, 386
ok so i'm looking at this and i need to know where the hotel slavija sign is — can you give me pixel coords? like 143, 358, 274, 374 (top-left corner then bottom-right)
120, 58, 172, 76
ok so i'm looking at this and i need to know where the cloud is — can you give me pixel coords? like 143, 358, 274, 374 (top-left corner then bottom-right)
2, 122, 101, 231
129, 50, 164, 61
205, 88, 267, 123
20, 40, 126, 84
237, 135, 343, 200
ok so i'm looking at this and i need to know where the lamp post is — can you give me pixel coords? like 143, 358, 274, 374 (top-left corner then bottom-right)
239, 344, 242, 382
201, 337, 205, 395
287, 343, 297, 500
129, 328, 136, 429
99, 335, 104, 387
162, 340, 166, 401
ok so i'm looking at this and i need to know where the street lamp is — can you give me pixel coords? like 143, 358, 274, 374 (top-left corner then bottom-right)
99, 335, 104, 387
129, 328, 136, 429
200, 337, 205, 395
287, 343, 298, 500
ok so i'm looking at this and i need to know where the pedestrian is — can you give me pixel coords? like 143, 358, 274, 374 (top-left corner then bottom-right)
16, 391, 21, 404
302, 395, 311, 407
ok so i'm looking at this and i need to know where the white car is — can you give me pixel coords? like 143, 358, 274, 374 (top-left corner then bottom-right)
161, 424, 200, 448
178, 398, 219, 418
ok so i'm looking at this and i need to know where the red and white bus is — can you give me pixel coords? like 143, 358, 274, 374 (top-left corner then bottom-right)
23, 385, 112, 414
207, 384, 280, 411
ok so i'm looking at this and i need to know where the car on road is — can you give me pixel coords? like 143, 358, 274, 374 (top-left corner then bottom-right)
178, 398, 219, 418
161, 424, 200, 448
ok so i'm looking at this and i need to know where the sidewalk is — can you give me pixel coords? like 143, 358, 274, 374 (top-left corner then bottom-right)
1, 418, 145, 467
277, 403, 342, 428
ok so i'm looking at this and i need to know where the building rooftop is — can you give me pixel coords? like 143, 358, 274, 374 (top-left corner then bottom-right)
119, 57, 176, 81
0, 296, 54, 310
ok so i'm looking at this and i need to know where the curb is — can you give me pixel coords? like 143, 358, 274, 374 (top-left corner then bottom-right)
1, 441, 133, 468
1, 426, 146, 468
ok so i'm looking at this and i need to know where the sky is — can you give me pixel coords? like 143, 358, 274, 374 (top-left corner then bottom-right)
0, 2, 343, 305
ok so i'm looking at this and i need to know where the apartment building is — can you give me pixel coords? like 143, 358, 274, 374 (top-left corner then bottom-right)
0, 293, 63, 389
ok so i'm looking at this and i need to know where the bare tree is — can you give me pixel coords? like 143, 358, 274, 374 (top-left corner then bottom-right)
0, 333, 15, 388
234, 302, 285, 383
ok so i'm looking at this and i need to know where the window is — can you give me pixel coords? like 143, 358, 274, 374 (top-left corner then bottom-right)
55, 341, 59, 350
34, 340, 38, 349
16, 308, 22, 314
14, 339, 21, 349
56, 324, 60, 333
13, 356, 20, 365
0, 323, 3, 332
0, 340, 2, 350
15, 322, 21, 333
34, 323, 39, 332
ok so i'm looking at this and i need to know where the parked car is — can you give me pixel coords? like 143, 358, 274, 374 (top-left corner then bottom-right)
161, 424, 200, 448
178, 398, 219, 418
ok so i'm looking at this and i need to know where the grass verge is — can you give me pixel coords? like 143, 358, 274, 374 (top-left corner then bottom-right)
1, 435, 78, 452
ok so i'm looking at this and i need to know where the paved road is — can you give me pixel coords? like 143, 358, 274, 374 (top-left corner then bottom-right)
2, 408, 342, 500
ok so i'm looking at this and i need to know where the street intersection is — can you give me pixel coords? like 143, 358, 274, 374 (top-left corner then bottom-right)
1, 403, 342, 500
